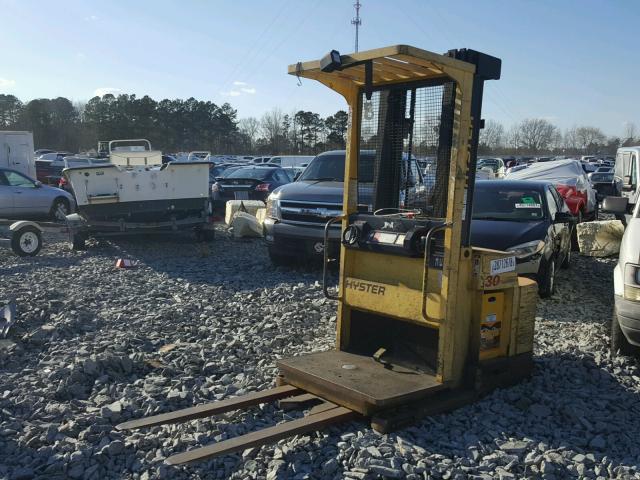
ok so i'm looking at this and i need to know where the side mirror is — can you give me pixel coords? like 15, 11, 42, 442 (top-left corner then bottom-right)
34, 180, 42, 188
602, 196, 629, 214
554, 211, 575, 224
623, 176, 635, 191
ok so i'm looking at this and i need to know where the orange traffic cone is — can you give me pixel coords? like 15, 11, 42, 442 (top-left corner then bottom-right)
115, 258, 136, 268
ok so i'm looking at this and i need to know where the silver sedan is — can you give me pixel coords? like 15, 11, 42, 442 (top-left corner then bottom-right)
0, 167, 75, 221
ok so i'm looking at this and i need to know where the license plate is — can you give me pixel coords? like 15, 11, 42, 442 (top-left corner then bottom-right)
234, 191, 249, 200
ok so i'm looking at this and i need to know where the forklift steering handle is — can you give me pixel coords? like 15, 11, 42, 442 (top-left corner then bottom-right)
421, 222, 452, 322
323, 215, 345, 300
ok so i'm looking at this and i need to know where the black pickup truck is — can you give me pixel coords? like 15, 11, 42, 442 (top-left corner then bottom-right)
263, 150, 427, 265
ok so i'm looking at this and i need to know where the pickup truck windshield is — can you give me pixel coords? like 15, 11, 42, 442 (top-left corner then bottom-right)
298, 153, 374, 182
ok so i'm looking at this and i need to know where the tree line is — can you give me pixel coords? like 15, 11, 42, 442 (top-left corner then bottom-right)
479, 118, 638, 156
0, 94, 348, 155
1, 93, 636, 156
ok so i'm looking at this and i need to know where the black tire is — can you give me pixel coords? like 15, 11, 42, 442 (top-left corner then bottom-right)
268, 248, 294, 267
71, 233, 87, 251
50, 198, 70, 222
11, 226, 42, 257
560, 241, 571, 269
611, 307, 637, 357
570, 209, 583, 251
537, 257, 556, 298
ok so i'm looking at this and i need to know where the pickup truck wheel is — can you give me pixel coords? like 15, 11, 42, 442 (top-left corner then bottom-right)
268, 248, 293, 267
50, 198, 70, 222
611, 307, 637, 356
11, 226, 42, 257
537, 257, 556, 298
71, 233, 87, 251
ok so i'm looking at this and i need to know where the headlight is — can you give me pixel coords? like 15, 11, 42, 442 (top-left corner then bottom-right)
624, 263, 640, 301
506, 240, 545, 259
266, 196, 281, 220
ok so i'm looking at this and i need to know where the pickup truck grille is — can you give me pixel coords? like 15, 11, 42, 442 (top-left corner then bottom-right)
280, 200, 343, 227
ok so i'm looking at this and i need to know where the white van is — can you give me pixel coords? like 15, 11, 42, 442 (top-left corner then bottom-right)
0, 131, 35, 179
268, 155, 315, 168
613, 146, 640, 208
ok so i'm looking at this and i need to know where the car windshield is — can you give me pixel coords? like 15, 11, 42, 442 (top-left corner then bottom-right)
298, 153, 374, 182
473, 186, 545, 221
590, 173, 614, 182
477, 159, 500, 172
210, 165, 229, 178
226, 167, 272, 180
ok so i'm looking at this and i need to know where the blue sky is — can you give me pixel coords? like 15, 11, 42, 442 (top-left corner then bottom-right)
1, 0, 638, 136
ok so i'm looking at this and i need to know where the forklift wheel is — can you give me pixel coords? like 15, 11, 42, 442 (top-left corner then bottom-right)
11, 226, 43, 257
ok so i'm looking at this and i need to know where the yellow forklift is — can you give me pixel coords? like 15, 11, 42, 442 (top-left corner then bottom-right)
117, 45, 538, 465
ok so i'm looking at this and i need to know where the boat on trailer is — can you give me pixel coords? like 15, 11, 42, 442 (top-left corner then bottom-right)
62, 139, 213, 248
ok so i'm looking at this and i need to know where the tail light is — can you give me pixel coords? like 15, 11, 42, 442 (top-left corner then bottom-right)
58, 177, 67, 188
255, 183, 271, 192
555, 183, 576, 198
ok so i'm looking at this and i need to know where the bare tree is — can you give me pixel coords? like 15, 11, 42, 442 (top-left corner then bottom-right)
563, 127, 579, 152
575, 126, 606, 151
515, 118, 559, 152
239, 117, 260, 150
624, 122, 637, 142
506, 124, 522, 150
479, 119, 504, 152
260, 108, 285, 152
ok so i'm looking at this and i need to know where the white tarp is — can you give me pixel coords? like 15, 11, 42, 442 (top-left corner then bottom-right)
230, 212, 263, 238
505, 160, 597, 212
224, 200, 265, 225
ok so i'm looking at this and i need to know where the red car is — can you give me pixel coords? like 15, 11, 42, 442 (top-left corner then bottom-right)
507, 159, 598, 221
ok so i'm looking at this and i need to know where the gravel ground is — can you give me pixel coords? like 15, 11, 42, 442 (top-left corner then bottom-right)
1, 229, 639, 480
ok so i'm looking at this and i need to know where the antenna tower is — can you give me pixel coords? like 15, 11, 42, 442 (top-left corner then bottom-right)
351, 1, 362, 52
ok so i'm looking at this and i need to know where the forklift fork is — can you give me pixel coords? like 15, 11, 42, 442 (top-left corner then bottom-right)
116, 385, 359, 465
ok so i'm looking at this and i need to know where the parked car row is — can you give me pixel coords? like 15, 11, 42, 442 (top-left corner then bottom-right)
263, 150, 581, 299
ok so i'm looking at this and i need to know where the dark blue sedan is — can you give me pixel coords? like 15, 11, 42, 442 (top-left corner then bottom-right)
471, 180, 574, 298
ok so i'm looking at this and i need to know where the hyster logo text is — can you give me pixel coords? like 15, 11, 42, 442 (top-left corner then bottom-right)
345, 279, 386, 296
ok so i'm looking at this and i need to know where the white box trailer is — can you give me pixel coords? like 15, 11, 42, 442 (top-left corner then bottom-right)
0, 131, 35, 179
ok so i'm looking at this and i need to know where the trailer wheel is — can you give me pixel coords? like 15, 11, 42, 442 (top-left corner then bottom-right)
11, 226, 43, 257
71, 233, 87, 251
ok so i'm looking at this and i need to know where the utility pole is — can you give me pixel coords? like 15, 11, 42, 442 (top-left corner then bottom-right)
351, 1, 362, 52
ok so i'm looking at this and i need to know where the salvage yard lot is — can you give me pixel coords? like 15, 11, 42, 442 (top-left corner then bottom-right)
1, 231, 639, 480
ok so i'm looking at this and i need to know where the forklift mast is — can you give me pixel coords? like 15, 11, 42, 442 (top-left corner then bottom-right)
279, 45, 534, 413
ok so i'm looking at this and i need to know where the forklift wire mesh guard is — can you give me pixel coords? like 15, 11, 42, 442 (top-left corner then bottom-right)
358, 79, 456, 219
